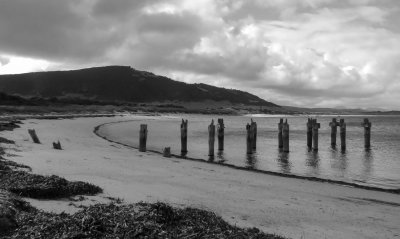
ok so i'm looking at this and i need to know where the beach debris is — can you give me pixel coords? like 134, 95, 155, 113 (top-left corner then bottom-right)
27, 129, 40, 144
139, 124, 147, 152
180, 119, 188, 154
163, 147, 171, 158
329, 118, 340, 147
0, 121, 21, 132
208, 119, 215, 158
217, 118, 224, 151
362, 118, 372, 149
0, 171, 102, 199
278, 118, 283, 149
0, 189, 31, 235
52, 141, 62, 150
282, 119, 290, 153
0, 137, 15, 144
0, 158, 31, 171
6, 202, 287, 239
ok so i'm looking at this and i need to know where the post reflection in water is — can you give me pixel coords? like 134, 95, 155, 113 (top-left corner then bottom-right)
245, 152, 258, 169
330, 148, 348, 173
217, 150, 226, 163
277, 150, 291, 173
305, 149, 320, 176
361, 149, 374, 181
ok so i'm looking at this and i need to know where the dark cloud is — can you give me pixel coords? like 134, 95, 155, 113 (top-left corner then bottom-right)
0, 0, 127, 62
0, 0, 399, 109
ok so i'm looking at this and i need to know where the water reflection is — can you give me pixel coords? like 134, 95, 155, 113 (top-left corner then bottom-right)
360, 150, 374, 181
245, 152, 258, 169
180, 152, 187, 158
330, 148, 348, 172
277, 150, 291, 173
217, 150, 226, 163
305, 150, 320, 176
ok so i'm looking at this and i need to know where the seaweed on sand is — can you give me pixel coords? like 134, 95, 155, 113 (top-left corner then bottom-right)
0, 171, 102, 199
5, 202, 287, 239
0, 158, 31, 171
0, 121, 21, 131
0, 190, 32, 234
0, 137, 15, 144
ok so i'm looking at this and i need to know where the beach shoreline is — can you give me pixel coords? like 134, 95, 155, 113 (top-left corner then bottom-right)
94, 119, 400, 194
1, 114, 399, 239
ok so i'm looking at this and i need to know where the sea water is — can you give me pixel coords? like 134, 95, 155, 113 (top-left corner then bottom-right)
98, 114, 400, 190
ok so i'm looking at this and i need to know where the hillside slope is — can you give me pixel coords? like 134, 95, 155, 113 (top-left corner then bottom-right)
0, 66, 277, 106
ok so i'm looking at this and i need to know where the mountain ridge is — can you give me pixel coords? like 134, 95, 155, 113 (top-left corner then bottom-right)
0, 65, 278, 107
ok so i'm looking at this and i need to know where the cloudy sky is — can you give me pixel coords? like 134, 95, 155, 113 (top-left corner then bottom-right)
1, 0, 399, 110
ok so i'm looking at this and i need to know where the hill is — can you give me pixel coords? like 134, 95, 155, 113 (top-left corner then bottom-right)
0, 66, 277, 107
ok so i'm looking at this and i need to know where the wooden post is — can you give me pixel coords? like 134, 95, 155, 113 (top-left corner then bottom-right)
340, 119, 346, 151
28, 129, 41, 144
163, 147, 171, 157
251, 119, 257, 150
307, 118, 312, 148
180, 119, 188, 154
246, 123, 252, 154
312, 119, 320, 151
139, 124, 147, 152
278, 118, 283, 148
217, 118, 224, 151
329, 118, 339, 147
362, 118, 371, 149
52, 140, 62, 150
282, 119, 289, 152
208, 120, 215, 157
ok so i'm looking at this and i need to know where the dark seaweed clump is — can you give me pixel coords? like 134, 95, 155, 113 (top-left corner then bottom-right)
5, 202, 287, 239
0, 121, 21, 131
0, 171, 102, 199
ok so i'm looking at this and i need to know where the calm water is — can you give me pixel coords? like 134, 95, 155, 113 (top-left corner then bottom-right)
98, 114, 400, 190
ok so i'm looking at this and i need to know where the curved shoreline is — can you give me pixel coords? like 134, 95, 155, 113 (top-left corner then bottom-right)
94, 120, 400, 195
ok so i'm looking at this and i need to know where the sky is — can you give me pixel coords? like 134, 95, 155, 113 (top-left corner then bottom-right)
0, 0, 399, 110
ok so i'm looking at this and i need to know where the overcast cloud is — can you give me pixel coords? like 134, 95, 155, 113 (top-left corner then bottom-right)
0, 0, 399, 110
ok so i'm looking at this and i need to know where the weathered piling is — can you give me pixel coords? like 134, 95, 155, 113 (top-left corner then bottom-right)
246, 123, 252, 154
329, 118, 339, 147
180, 119, 188, 154
163, 147, 171, 158
28, 129, 40, 144
251, 119, 257, 150
307, 118, 313, 148
282, 119, 289, 152
52, 140, 62, 150
139, 124, 147, 152
278, 118, 283, 148
339, 119, 346, 150
312, 119, 320, 151
217, 118, 224, 151
363, 118, 371, 149
208, 120, 215, 157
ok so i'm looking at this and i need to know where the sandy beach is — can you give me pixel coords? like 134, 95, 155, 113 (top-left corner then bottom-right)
1, 115, 399, 239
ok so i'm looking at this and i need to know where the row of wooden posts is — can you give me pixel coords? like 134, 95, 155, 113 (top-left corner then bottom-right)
138, 118, 372, 156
